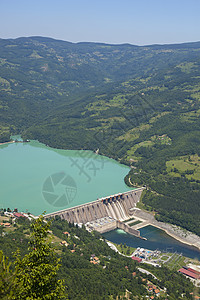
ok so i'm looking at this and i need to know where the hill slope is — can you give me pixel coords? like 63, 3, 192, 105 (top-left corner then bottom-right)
0, 37, 200, 235
0, 215, 196, 299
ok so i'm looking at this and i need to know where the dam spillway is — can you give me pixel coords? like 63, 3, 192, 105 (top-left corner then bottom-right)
45, 187, 145, 237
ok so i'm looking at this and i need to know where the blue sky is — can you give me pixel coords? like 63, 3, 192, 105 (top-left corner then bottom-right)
0, 0, 199, 45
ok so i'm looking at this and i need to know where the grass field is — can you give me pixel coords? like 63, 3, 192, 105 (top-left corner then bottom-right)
151, 134, 172, 145
117, 123, 150, 142
160, 255, 169, 261
126, 140, 153, 160
166, 154, 200, 181
0, 125, 11, 137
181, 109, 200, 123
164, 253, 187, 270
114, 242, 136, 256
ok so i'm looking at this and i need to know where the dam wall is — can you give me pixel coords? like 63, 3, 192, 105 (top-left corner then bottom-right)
92, 220, 141, 238
45, 187, 145, 225
116, 221, 141, 237
94, 220, 118, 234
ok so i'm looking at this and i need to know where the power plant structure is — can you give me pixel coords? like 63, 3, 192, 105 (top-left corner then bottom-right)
45, 187, 145, 238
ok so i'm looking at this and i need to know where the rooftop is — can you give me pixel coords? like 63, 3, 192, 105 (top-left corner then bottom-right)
178, 268, 200, 279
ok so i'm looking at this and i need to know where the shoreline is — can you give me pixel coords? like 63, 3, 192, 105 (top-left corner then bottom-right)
131, 209, 200, 252
147, 223, 200, 252
1, 137, 199, 252
0, 141, 15, 146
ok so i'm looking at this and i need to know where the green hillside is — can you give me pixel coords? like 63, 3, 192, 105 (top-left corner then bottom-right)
0, 215, 196, 299
0, 37, 200, 235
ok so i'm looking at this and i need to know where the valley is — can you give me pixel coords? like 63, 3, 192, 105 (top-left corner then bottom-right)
0, 37, 200, 298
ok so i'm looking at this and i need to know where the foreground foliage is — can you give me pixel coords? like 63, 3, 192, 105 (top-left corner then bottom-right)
0, 216, 198, 299
0, 251, 15, 300
0, 216, 65, 300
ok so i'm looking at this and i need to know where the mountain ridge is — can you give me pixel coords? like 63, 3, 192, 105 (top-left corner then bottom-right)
1, 35, 200, 48
0, 36, 200, 236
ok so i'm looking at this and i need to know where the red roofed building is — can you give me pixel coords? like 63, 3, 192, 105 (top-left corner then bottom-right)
131, 256, 142, 263
178, 268, 200, 279
187, 268, 200, 276
13, 212, 26, 218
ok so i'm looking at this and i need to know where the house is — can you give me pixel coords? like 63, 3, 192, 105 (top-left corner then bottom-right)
93, 257, 99, 261
90, 255, 100, 264
63, 231, 70, 236
13, 212, 26, 218
131, 256, 142, 263
154, 289, 160, 296
70, 250, 75, 253
90, 261, 98, 265
60, 240, 68, 246
4, 223, 11, 227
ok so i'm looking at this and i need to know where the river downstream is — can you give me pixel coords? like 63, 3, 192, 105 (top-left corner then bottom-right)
103, 225, 200, 260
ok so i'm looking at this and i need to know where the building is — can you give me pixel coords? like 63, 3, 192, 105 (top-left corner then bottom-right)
154, 289, 160, 297
60, 240, 68, 246
13, 212, 26, 218
178, 267, 200, 280
63, 231, 70, 236
90, 255, 100, 264
131, 256, 142, 263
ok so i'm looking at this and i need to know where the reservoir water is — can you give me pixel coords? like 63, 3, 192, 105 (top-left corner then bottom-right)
103, 226, 200, 260
1, 139, 200, 260
0, 140, 130, 215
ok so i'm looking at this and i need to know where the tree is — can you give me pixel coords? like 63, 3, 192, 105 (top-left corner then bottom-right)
13, 215, 66, 299
0, 251, 15, 300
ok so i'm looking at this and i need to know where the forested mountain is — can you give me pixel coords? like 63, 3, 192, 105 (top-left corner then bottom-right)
0, 36, 200, 235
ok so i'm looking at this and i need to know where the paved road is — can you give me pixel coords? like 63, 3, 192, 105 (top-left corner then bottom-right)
138, 267, 158, 280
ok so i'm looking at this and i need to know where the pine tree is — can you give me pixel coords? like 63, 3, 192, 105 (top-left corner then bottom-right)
13, 215, 66, 299
0, 251, 15, 300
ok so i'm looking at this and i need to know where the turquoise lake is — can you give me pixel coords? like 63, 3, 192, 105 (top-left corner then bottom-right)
1, 139, 200, 260
0, 140, 130, 215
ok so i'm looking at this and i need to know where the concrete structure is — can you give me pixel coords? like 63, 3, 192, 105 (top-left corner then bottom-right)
116, 220, 141, 237
85, 217, 117, 233
178, 267, 200, 280
45, 187, 145, 237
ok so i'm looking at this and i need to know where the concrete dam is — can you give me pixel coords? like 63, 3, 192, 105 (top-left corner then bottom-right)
45, 187, 145, 237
